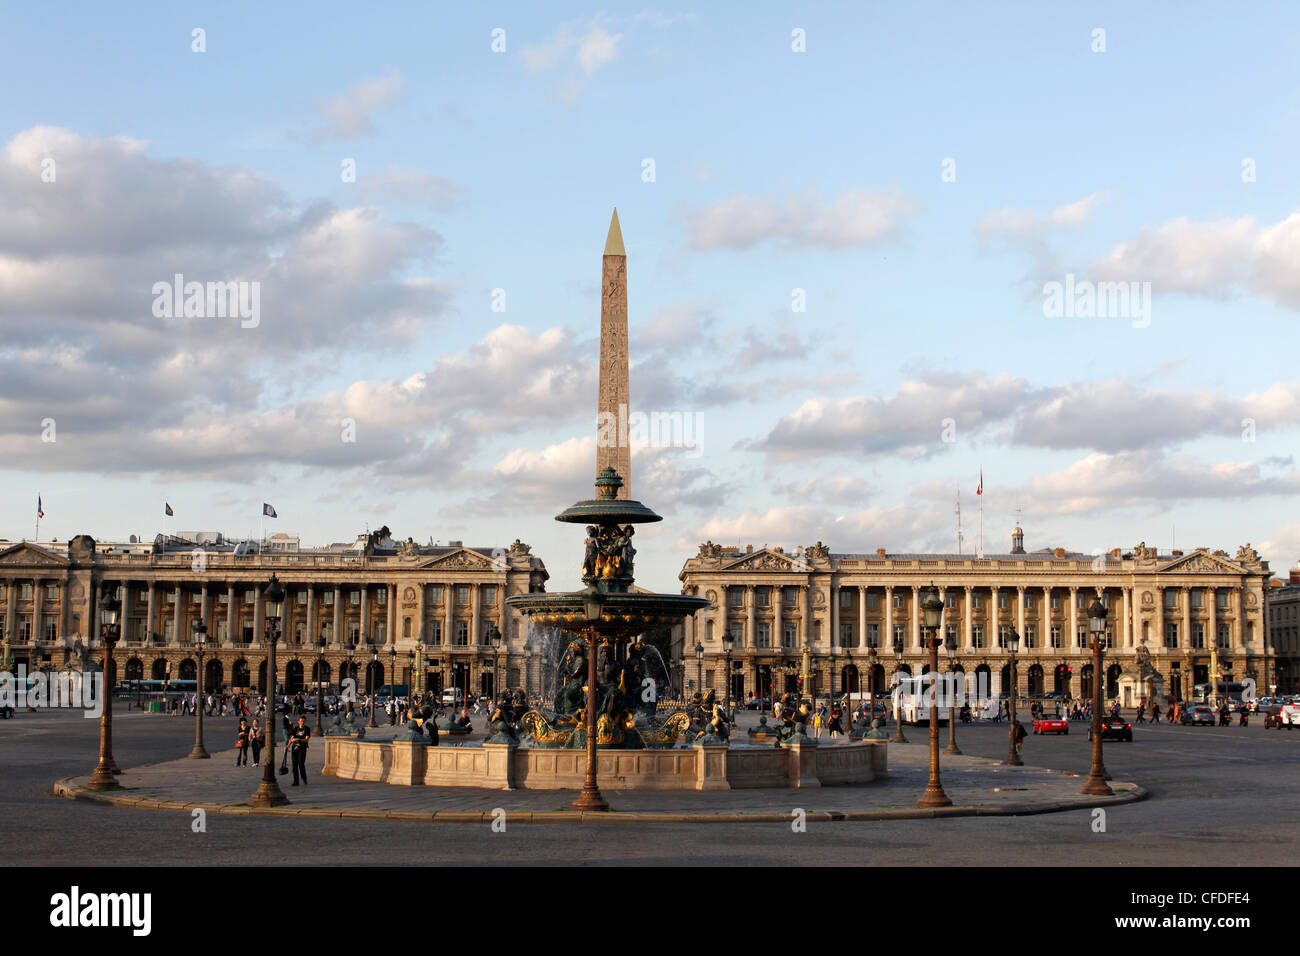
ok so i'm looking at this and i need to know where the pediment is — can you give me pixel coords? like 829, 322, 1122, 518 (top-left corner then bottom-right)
720, 549, 805, 573
419, 548, 498, 571
0, 543, 70, 568
1157, 550, 1246, 576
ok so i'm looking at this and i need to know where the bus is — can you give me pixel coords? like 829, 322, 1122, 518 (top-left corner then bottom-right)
120, 679, 197, 707
1192, 681, 1251, 704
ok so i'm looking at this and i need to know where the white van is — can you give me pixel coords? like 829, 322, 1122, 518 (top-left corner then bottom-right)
440, 688, 464, 706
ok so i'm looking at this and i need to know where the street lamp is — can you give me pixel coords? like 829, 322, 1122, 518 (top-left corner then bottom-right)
389, 645, 398, 724
314, 637, 326, 737
345, 640, 356, 716
695, 642, 704, 697
722, 632, 734, 719
890, 636, 909, 744
1082, 596, 1114, 796
368, 648, 379, 728
188, 620, 210, 759
87, 586, 122, 790
488, 623, 502, 700
408, 650, 415, 705
917, 587, 951, 808
250, 574, 288, 807
414, 642, 424, 699
866, 646, 878, 731
1004, 627, 1022, 766
944, 629, 962, 756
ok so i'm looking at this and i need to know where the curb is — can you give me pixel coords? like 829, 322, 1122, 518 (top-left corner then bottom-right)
51, 777, 1148, 824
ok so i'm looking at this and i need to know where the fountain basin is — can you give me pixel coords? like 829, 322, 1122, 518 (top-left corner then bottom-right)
322, 736, 886, 790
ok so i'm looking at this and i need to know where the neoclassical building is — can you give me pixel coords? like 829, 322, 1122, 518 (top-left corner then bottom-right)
675, 527, 1276, 706
0, 531, 549, 698
1266, 561, 1300, 694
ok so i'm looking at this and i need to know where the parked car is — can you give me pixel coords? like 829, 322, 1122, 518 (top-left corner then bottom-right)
1089, 716, 1134, 742
853, 701, 890, 727
1033, 716, 1069, 735
1267, 703, 1300, 729
745, 696, 772, 711
1181, 705, 1216, 726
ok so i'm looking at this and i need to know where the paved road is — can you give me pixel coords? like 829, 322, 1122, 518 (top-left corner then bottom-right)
5, 708, 1297, 865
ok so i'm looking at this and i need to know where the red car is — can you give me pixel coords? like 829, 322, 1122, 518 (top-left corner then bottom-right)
1033, 716, 1069, 735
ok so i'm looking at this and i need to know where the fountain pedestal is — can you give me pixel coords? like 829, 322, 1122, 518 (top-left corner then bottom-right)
783, 738, 822, 789
693, 742, 731, 791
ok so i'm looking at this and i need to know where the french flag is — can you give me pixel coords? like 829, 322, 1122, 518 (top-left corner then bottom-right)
975, 470, 983, 496
262, 503, 277, 518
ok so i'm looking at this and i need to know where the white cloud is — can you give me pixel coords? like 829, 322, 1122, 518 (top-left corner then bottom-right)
523, 20, 622, 76
685, 189, 918, 250
977, 192, 1106, 245
358, 166, 466, 208
312, 70, 403, 141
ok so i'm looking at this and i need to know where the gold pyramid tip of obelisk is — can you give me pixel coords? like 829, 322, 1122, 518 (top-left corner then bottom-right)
604, 208, 625, 256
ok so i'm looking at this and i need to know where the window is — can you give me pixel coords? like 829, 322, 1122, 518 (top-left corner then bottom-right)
44, 621, 57, 642
945, 625, 957, 647
758, 588, 770, 608
1077, 627, 1088, 648
455, 622, 469, 645
1025, 593, 1035, 610
216, 620, 228, 642
46, 585, 58, 602
782, 623, 797, 648
893, 624, 906, 648
427, 621, 442, 645
1051, 593, 1061, 610
1216, 590, 1229, 610
728, 622, 743, 645
757, 623, 771, 648
972, 593, 983, 610
350, 590, 361, 606
456, 585, 470, 605
998, 592, 1009, 610
1024, 625, 1035, 649
893, 593, 904, 610
19, 584, 32, 600
293, 622, 304, 645
163, 619, 174, 641
998, 625, 1013, 647
322, 591, 333, 606
1050, 626, 1062, 649
972, 625, 984, 649
1217, 624, 1230, 648
783, 586, 798, 605
483, 586, 497, 606
244, 589, 256, 604
374, 623, 386, 644
376, 588, 387, 606
296, 590, 307, 605
166, 592, 176, 604
1103, 629, 1115, 650
945, 592, 958, 609
347, 623, 360, 644
428, 585, 443, 605
18, 620, 30, 641
218, 592, 229, 604
1164, 589, 1177, 609
1164, 622, 1179, 648
1191, 623, 1205, 649
839, 623, 853, 648
1191, 589, 1203, 609
866, 591, 878, 610
839, 590, 851, 609
728, 589, 744, 607
866, 623, 879, 648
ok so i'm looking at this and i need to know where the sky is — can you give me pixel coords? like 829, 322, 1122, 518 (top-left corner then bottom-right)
2, 1, 1300, 591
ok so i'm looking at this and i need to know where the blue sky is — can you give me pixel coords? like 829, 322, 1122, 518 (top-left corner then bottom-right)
3, 2, 1300, 589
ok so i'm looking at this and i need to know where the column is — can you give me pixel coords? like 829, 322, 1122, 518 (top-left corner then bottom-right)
717, 585, 728, 646
60, 580, 70, 641
1122, 587, 1132, 647
146, 583, 157, 644
226, 583, 236, 646
1069, 586, 1079, 648
800, 585, 811, 647
774, 584, 784, 648
253, 584, 264, 647
471, 582, 482, 646
991, 586, 1000, 648
1207, 587, 1217, 650
306, 586, 316, 646
89, 580, 99, 644
745, 587, 755, 649
200, 585, 211, 642
5, 578, 16, 644
171, 584, 183, 645
1155, 586, 1165, 648
387, 583, 397, 645
415, 583, 426, 643
830, 583, 839, 651
885, 586, 894, 650
910, 585, 920, 651
444, 584, 454, 648
1043, 586, 1052, 650
359, 584, 369, 644
858, 585, 867, 650
964, 586, 973, 649
32, 579, 43, 645
1016, 585, 1026, 646
1182, 588, 1191, 650
334, 585, 344, 646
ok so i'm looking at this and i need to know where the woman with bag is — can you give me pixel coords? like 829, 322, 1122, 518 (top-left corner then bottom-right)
235, 718, 251, 767
250, 718, 265, 767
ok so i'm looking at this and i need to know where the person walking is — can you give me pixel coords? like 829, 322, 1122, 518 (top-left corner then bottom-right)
1013, 718, 1028, 756
289, 715, 311, 786
281, 710, 293, 749
250, 718, 265, 767
235, 718, 251, 767
828, 705, 843, 739
1151, 701, 1161, 724
1135, 703, 1146, 724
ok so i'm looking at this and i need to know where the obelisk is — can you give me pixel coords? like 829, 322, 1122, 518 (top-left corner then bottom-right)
597, 208, 630, 498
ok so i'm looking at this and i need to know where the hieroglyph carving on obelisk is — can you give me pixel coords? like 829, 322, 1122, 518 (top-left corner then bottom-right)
597, 208, 631, 498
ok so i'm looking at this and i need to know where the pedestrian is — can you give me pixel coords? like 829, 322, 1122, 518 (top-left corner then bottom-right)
235, 718, 250, 766
250, 718, 265, 767
828, 706, 843, 739
1135, 703, 1145, 724
289, 715, 311, 786
1013, 719, 1027, 755
1151, 702, 1161, 724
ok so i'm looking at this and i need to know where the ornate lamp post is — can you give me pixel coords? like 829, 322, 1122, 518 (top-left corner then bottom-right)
314, 637, 326, 737
188, 620, 210, 759
87, 587, 122, 790
866, 646, 878, 729
573, 588, 608, 811
1082, 596, 1114, 796
944, 630, 962, 756
368, 648, 379, 728
414, 642, 424, 698
407, 650, 415, 705
488, 623, 502, 699
917, 588, 951, 808
1004, 627, 1022, 766
722, 632, 733, 719
345, 641, 356, 715
890, 636, 909, 744
250, 574, 288, 807
389, 645, 398, 724
695, 641, 704, 696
